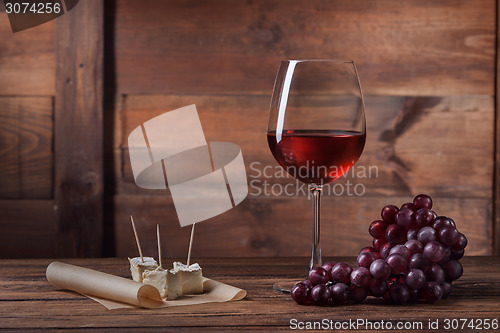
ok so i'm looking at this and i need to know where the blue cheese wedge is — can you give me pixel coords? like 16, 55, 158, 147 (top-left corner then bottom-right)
142, 267, 182, 300
173, 262, 204, 294
128, 257, 158, 283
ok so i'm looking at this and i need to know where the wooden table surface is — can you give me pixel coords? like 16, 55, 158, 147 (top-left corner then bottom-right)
1, 257, 499, 332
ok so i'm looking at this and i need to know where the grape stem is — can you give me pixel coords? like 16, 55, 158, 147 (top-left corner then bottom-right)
310, 184, 323, 270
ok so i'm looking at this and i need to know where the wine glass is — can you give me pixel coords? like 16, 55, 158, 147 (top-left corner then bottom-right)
267, 60, 366, 293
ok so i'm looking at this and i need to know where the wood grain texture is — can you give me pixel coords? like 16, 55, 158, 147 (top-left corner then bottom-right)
113, 94, 494, 198
114, 0, 495, 96
108, 0, 496, 258
0, 97, 53, 199
0, 200, 56, 258
111, 93, 493, 257
494, 0, 500, 256
54, 0, 104, 257
0, 13, 54, 96
0, 257, 498, 331
114, 195, 490, 258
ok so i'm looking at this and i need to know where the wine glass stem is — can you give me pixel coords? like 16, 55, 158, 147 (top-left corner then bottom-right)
309, 184, 323, 270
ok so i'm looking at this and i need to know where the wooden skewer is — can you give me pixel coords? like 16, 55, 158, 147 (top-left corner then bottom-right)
130, 215, 144, 263
186, 223, 195, 266
157, 224, 162, 269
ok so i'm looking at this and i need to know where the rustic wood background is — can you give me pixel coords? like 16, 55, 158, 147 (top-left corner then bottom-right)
0, 0, 498, 258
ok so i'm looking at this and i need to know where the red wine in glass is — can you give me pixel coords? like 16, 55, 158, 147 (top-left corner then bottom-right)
267, 130, 366, 184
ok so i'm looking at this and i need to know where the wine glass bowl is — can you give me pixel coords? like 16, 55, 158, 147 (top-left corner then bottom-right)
267, 60, 366, 292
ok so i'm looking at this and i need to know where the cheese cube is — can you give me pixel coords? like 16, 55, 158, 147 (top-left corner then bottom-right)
128, 257, 158, 283
173, 262, 204, 294
142, 267, 182, 300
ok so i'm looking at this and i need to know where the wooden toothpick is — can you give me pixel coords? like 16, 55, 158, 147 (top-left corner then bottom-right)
130, 215, 144, 263
186, 223, 195, 266
157, 224, 162, 269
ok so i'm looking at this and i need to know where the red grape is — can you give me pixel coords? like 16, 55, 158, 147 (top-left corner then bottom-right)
405, 239, 423, 256
396, 208, 415, 228
386, 253, 407, 275
322, 261, 336, 272
417, 226, 437, 244
357, 252, 377, 268
421, 281, 443, 302
349, 285, 368, 303
423, 241, 445, 263
370, 259, 391, 280
438, 226, 459, 246
308, 267, 329, 286
291, 282, 311, 304
407, 228, 419, 240
451, 249, 464, 260
369, 220, 387, 239
409, 288, 420, 302
401, 202, 417, 212
330, 262, 352, 284
311, 284, 332, 305
350, 267, 372, 288
369, 279, 387, 297
389, 282, 410, 304
386, 224, 405, 245
359, 246, 376, 254
300, 279, 313, 289
389, 244, 411, 262
413, 194, 433, 210
441, 282, 452, 299
330, 283, 350, 305
406, 268, 426, 289
438, 247, 451, 265
409, 253, 430, 272
452, 233, 468, 251
414, 208, 436, 228
373, 238, 387, 251
380, 243, 392, 259
381, 205, 399, 224
426, 263, 445, 284
432, 216, 455, 230
444, 260, 463, 281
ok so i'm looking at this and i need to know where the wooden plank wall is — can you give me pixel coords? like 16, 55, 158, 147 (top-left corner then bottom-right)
0, 12, 56, 257
54, 0, 104, 257
110, 0, 497, 258
0, 1, 103, 258
0, 0, 498, 258
495, 0, 500, 258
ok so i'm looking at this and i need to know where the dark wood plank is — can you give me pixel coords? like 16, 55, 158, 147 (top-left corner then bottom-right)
0, 12, 54, 96
54, 0, 104, 257
0, 257, 498, 331
115, 0, 495, 96
494, 0, 500, 256
114, 195, 490, 258
113, 94, 494, 199
0, 97, 53, 199
0, 200, 56, 258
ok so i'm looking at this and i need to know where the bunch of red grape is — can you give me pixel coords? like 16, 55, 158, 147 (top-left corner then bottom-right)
291, 194, 467, 306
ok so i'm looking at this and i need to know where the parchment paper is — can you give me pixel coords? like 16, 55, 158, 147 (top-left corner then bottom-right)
46, 261, 247, 310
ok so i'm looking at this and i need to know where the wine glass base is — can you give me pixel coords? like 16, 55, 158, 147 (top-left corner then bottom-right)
273, 280, 299, 294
